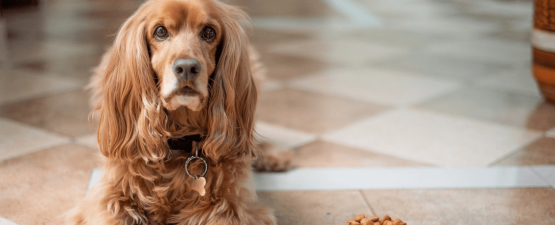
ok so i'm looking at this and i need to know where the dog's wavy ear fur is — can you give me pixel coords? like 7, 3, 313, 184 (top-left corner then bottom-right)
97, 3, 169, 164
203, 3, 259, 162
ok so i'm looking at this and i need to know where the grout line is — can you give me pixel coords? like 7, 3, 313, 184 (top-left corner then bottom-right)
359, 190, 376, 216
487, 134, 543, 167
528, 166, 553, 189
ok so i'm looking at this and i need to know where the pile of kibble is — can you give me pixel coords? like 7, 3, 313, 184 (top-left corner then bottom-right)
346, 214, 406, 225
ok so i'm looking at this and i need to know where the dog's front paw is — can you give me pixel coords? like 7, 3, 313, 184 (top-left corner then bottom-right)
254, 142, 292, 172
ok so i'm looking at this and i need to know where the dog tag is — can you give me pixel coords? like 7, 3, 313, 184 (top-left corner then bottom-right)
192, 177, 206, 196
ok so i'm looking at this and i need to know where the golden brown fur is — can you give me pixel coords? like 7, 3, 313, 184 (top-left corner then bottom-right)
67, 0, 281, 224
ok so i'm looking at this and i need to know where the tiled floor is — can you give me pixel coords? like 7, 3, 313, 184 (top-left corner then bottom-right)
1, 0, 555, 225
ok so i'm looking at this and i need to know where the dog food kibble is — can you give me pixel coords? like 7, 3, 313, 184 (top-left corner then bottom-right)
346, 214, 406, 225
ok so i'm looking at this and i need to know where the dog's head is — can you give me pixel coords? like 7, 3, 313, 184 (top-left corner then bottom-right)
97, 0, 258, 162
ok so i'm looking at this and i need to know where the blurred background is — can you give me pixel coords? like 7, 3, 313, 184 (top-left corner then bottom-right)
0, 0, 554, 224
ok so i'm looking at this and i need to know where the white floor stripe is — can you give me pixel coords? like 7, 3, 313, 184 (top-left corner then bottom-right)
254, 167, 550, 191
320, 0, 381, 26
88, 166, 555, 191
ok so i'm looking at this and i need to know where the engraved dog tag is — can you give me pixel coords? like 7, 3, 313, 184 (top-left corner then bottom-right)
192, 177, 206, 196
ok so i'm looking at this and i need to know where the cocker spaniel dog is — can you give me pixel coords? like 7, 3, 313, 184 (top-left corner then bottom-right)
67, 0, 289, 224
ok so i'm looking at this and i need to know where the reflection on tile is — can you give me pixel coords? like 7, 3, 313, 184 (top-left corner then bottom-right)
0, 69, 82, 105
0, 118, 69, 162
257, 89, 389, 134
270, 40, 407, 66
0, 90, 94, 137
362, 188, 555, 225
476, 68, 542, 97
532, 166, 555, 188
0, 144, 100, 225
257, 191, 371, 225
292, 141, 429, 168
323, 109, 542, 166
253, 167, 548, 191
495, 138, 555, 166
290, 68, 460, 106
418, 87, 555, 131
255, 121, 317, 149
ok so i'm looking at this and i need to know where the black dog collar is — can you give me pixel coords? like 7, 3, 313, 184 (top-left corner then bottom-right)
167, 134, 203, 153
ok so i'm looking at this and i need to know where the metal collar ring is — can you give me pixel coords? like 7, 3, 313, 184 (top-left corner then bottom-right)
185, 155, 207, 179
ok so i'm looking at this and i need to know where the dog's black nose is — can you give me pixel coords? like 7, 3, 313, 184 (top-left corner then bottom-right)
173, 58, 201, 81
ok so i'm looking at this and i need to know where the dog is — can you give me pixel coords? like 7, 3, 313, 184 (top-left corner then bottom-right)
67, 0, 289, 224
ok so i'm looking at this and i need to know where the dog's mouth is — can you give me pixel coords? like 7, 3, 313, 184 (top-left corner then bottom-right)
163, 86, 206, 111
179, 86, 198, 96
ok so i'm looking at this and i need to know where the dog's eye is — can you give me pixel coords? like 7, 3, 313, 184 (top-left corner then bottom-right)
201, 26, 216, 42
154, 26, 168, 40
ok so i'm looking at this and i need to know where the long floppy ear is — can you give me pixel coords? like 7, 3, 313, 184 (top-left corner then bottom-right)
203, 4, 259, 162
97, 4, 168, 163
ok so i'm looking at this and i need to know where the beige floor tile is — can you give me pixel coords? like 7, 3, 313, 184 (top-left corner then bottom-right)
362, 188, 555, 225
257, 89, 389, 134
0, 144, 100, 225
494, 137, 555, 166
418, 87, 555, 131
291, 141, 430, 168
257, 190, 372, 225
476, 68, 542, 98
261, 52, 333, 81
270, 40, 408, 66
0, 90, 95, 137
323, 109, 542, 166
289, 68, 460, 107
0, 69, 82, 105
0, 117, 70, 162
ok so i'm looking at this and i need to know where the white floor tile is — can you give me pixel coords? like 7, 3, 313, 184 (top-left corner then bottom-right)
546, 128, 555, 139
423, 38, 531, 65
532, 166, 555, 188
253, 167, 548, 191
322, 109, 542, 166
75, 134, 98, 149
289, 68, 460, 107
87, 168, 104, 190
476, 68, 542, 98
0, 217, 19, 225
0, 118, 70, 161
255, 122, 317, 149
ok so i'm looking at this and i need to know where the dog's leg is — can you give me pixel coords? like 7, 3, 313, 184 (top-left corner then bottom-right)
253, 142, 292, 172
